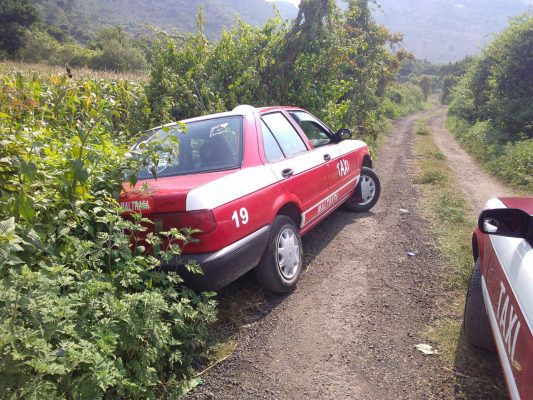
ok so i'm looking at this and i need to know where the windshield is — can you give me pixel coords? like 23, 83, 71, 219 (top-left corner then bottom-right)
135, 116, 243, 179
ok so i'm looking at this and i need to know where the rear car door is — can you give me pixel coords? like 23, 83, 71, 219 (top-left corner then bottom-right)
483, 228, 533, 399
260, 112, 330, 226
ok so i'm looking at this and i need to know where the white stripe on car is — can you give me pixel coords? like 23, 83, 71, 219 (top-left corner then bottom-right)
186, 140, 367, 211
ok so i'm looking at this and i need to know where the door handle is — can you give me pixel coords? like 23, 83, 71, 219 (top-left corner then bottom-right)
323, 154, 331, 161
281, 168, 294, 178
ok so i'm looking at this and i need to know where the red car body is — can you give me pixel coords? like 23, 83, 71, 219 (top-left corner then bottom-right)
120, 105, 377, 291
470, 197, 533, 399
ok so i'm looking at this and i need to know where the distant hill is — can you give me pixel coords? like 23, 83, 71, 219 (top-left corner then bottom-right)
33, 0, 533, 63
373, 0, 533, 63
33, 0, 298, 42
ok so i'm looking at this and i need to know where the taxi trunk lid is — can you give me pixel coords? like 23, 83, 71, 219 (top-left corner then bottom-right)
119, 170, 236, 215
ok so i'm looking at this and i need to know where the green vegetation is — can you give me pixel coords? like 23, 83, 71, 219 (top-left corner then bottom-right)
16, 27, 149, 72
2, 0, 296, 72
0, 0, 39, 55
416, 75, 433, 101
382, 82, 425, 119
32, 0, 296, 42
25, 0, 533, 65
145, 1, 415, 144
448, 14, 533, 192
0, 0, 153, 72
0, 73, 217, 398
414, 119, 430, 136
438, 57, 472, 105
413, 123, 506, 399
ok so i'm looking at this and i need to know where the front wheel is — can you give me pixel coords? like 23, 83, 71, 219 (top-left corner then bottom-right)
463, 259, 495, 351
344, 167, 381, 212
255, 215, 303, 293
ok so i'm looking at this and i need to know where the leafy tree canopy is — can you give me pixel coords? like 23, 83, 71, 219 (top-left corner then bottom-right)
0, 0, 39, 54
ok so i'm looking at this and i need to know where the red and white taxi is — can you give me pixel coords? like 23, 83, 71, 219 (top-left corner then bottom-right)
120, 105, 380, 293
464, 197, 533, 399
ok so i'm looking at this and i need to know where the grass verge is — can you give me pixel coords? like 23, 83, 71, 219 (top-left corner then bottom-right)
412, 120, 507, 399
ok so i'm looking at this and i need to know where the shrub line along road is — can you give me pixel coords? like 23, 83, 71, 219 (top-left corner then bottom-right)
187, 105, 515, 400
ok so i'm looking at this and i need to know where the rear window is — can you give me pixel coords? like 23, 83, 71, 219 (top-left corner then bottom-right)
135, 116, 243, 179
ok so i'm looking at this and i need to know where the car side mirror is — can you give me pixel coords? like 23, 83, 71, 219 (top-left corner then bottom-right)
334, 128, 352, 142
478, 208, 531, 239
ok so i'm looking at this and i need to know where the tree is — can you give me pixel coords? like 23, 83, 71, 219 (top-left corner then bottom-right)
90, 27, 148, 72
418, 75, 433, 101
450, 14, 533, 140
0, 0, 39, 54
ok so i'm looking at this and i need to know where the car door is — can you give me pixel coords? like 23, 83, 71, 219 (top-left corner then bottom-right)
483, 232, 533, 399
288, 110, 359, 202
260, 112, 331, 227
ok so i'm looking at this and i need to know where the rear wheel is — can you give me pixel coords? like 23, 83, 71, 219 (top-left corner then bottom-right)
255, 215, 303, 293
344, 167, 381, 212
463, 259, 495, 351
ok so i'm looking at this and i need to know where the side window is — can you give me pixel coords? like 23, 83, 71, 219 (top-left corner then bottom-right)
289, 111, 331, 148
262, 112, 307, 157
261, 121, 285, 163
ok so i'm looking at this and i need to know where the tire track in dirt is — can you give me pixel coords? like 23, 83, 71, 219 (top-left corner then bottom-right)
187, 108, 455, 400
427, 106, 516, 212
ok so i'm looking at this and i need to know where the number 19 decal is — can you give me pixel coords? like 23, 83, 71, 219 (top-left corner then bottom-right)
336, 159, 350, 177
232, 207, 249, 228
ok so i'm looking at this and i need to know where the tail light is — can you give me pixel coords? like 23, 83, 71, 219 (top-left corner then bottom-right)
153, 210, 217, 234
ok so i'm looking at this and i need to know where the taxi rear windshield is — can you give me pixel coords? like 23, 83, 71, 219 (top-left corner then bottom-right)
135, 116, 243, 179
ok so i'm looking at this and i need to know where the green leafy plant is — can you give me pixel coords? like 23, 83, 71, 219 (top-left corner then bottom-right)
0, 72, 217, 398
447, 14, 533, 192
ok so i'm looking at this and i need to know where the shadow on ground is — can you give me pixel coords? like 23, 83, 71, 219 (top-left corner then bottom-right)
199, 208, 373, 368
453, 328, 508, 399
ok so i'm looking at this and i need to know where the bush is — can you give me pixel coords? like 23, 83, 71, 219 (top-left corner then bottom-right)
146, 1, 408, 140
90, 28, 148, 72
49, 43, 99, 67
16, 30, 61, 63
448, 13, 533, 192
449, 14, 533, 140
382, 82, 425, 119
17, 30, 98, 68
16, 27, 148, 72
0, 73, 217, 398
447, 117, 533, 192
490, 139, 533, 190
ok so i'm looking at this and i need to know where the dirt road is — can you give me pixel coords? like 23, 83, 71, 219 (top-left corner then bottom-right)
427, 106, 515, 212
187, 105, 513, 400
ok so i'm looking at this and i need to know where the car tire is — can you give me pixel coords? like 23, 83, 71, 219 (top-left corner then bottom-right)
255, 215, 303, 294
344, 167, 381, 212
463, 259, 496, 351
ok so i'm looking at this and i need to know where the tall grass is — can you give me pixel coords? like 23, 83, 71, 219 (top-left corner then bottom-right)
0, 60, 148, 82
